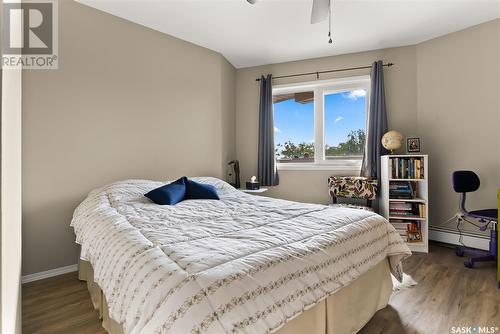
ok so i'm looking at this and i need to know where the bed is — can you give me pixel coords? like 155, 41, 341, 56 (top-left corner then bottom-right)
71, 177, 411, 334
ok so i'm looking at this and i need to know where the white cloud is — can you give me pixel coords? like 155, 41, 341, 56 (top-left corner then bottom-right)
274, 126, 281, 133
334, 116, 344, 123
344, 89, 366, 100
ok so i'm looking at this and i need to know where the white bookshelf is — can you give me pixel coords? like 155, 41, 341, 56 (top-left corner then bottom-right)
380, 154, 429, 253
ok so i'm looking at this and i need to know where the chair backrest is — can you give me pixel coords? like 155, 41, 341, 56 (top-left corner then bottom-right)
452, 170, 480, 193
451, 171, 497, 221
328, 176, 377, 203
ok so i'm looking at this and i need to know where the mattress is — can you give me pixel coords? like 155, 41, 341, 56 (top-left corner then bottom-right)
71, 177, 411, 334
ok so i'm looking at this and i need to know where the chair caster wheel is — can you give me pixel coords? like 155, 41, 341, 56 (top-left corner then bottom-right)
455, 248, 465, 257
464, 260, 474, 268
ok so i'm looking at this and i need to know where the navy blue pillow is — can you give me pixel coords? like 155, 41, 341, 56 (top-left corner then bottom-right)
183, 177, 220, 200
144, 177, 186, 205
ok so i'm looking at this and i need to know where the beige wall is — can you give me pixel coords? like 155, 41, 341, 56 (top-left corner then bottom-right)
235, 46, 417, 204
416, 19, 500, 231
22, 1, 235, 275
235, 19, 500, 230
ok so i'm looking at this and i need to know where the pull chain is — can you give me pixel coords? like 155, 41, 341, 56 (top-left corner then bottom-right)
328, 0, 333, 44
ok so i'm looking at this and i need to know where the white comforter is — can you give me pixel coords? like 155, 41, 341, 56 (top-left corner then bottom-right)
71, 177, 411, 334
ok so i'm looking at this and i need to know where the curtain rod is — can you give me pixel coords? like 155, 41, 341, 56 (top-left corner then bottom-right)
255, 63, 394, 82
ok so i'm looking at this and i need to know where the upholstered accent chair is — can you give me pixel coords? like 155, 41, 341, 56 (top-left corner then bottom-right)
328, 176, 378, 212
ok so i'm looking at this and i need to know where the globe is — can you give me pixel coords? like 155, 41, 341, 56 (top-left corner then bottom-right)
381, 130, 404, 154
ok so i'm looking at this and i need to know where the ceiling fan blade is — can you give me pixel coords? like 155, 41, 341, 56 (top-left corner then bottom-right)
310, 0, 329, 24
246, 0, 257, 4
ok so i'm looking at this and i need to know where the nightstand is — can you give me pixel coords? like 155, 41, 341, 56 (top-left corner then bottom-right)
239, 188, 269, 195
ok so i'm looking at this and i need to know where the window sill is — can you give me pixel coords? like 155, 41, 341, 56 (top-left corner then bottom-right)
277, 161, 362, 172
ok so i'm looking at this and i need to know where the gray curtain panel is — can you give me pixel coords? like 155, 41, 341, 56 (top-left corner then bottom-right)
258, 74, 279, 186
361, 60, 389, 180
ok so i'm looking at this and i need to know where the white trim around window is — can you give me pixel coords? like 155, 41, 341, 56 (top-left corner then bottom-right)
273, 75, 370, 171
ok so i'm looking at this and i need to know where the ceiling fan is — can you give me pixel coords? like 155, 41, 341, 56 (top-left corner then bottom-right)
246, 0, 333, 43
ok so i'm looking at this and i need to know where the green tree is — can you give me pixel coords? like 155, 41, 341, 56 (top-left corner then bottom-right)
276, 140, 314, 161
275, 129, 365, 161
325, 129, 365, 157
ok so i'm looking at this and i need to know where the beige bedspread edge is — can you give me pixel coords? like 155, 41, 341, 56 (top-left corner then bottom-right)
78, 258, 392, 334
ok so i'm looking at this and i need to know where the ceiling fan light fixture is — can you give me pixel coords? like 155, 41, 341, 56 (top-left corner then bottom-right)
245, 0, 334, 44
311, 0, 329, 24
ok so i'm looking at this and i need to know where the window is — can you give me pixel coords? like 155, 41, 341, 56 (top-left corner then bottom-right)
274, 90, 315, 163
273, 76, 369, 170
324, 89, 367, 159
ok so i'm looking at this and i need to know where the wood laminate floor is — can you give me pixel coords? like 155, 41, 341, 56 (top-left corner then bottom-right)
23, 243, 499, 334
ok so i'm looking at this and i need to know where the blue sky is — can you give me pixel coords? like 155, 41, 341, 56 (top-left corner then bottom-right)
274, 90, 366, 147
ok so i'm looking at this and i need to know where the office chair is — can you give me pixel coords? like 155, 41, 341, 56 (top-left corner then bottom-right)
452, 170, 498, 268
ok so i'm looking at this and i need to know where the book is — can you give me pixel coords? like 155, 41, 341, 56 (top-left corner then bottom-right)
389, 181, 418, 199
418, 204, 425, 218
389, 157, 424, 179
389, 202, 426, 218
391, 223, 410, 229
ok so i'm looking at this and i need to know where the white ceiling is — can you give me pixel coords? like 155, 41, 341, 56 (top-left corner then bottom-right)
76, 0, 500, 68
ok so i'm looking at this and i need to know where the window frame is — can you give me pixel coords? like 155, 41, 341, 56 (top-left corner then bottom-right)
273, 75, 370, 171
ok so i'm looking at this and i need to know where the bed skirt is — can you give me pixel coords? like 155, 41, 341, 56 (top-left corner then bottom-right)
78, 258, 393, 334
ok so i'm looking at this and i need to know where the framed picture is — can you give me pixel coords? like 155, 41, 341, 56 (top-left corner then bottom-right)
406, 137, 421, 153
407, 230, 422, 243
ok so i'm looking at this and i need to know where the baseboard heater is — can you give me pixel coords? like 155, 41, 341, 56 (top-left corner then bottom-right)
429, 226, 489, 251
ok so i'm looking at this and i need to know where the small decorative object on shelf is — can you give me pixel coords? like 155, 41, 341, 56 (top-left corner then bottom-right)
246, 176, 260, 190
380, 154, 429, 253
406, 137, 421, 153
407, 230, 422, 243
381, 130, 404, 154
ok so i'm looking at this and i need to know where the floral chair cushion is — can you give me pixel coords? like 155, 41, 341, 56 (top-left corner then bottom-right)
328, 176, 378, 200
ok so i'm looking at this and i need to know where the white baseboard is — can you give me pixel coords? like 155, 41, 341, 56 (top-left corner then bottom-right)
429, 227, 490, 250
21, 264, 78, 284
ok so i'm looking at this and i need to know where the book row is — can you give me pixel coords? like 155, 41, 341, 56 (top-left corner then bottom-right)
389, 202, 426, 218
390, 220, 422, 243
390, 157, 424, 179
389, 181, 418, 199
